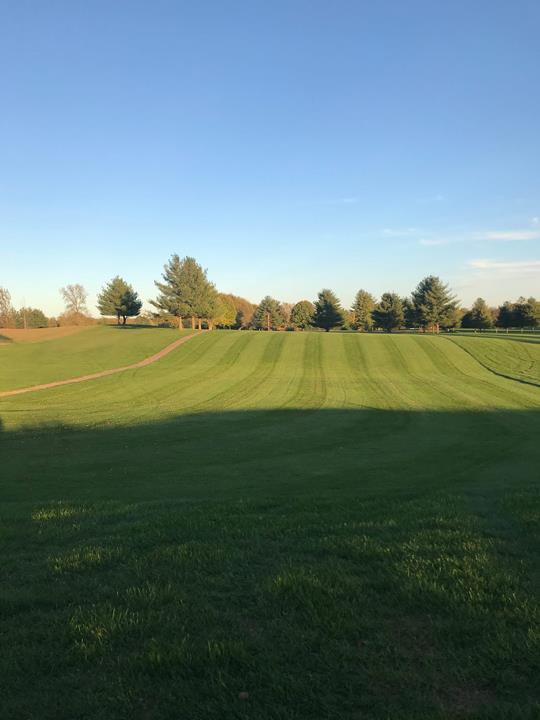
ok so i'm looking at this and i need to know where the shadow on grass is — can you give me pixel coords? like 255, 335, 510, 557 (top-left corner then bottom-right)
0, 333, 13, 343
1, 409, 539, 719
107, 323, 175, 330
1, 407, 539, 504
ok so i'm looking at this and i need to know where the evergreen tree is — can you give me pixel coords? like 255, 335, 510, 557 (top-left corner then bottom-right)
15, 307, 48, 328
351, 290, 375, 331
496, 301, 515, 328
252, 296, 285, 330
412, 276, 457, 332
122, 288, 143, 324
152, 255, 214, 329
290, 300, 315, 329
313, 289, 345, 332
97, 276, 142, 325
196, 282, 219, 329
461, 298, 494, 329
402, 297, 418, 328
372, 293, 404, 332
513, 297, 540, 328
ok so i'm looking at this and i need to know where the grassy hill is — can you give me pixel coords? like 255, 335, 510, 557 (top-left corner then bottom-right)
447, 334, 540, 386
1, 331, 539, 719
0, 325, 184, 391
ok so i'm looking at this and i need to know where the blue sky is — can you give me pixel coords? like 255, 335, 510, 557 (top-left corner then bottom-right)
1, 0, 539, 315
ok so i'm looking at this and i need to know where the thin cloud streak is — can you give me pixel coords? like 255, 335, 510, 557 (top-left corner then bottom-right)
468, 259, 540, 273
479, 230, 540, 242
418, 228, 540, 247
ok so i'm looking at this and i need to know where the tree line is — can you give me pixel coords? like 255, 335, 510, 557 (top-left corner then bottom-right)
1, 255, 539, 331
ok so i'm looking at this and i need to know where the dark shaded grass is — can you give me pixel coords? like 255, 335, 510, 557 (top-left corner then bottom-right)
1, 409, 539, 719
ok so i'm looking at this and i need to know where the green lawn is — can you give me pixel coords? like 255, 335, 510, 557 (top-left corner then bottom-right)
1, 331, 539, 719
0, 325, 184, 391
447, 334, 540, 386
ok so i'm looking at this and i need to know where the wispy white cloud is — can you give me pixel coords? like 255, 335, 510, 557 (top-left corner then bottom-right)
532, 217, 539, 225
418, 228, 540, 247
478, 230, 540, 242
467, 258, 540, 273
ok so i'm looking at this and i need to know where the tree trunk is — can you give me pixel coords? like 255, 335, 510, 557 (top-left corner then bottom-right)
122, 315, 127, 325
178, 316, 183, 330
197, 318, 202, 331
116, 313, 121, 325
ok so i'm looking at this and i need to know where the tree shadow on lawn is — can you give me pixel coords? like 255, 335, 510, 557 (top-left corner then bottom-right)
0, 408, 539, 719
1, 406, 538, 504
108, 324, 173, 330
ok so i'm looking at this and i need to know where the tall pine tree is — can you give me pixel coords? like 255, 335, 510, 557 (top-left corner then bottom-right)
351, 290, 375, 331
97, 276, 142, 325
313, 289, 345, 332
372, 293, 404, 332
152, 255, 214, 329
412, 276, 457, 332
252, 296, 285, 330
461, 298, 494, 329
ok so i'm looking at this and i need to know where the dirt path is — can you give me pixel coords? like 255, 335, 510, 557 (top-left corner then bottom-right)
0, 331, 202, 399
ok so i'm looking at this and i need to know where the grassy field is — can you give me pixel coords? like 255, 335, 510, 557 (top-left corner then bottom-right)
0, 325, 183, 391
1, 329, 539, 719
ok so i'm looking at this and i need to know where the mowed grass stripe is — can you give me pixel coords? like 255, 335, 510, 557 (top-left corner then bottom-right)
1, 332, 539, 433
283, 333, 328, 409
181, 333, 286, 412
406, 336, 537, 410
104, 331, 256, 416
448, 335, 540, 387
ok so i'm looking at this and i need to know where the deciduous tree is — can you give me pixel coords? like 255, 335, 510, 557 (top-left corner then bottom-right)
0, 287, 15, 328
211, 294, 237, 328
220, 294, 256, 328
60, 284, 88, 314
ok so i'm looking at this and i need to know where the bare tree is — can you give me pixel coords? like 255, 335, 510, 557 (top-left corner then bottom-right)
60, 284, 88, 314
0, 287, 14, 327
